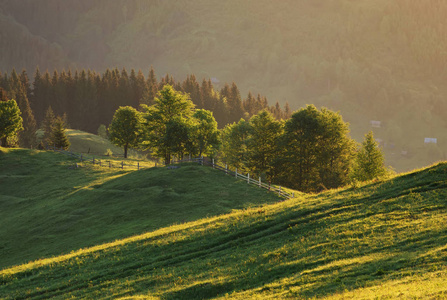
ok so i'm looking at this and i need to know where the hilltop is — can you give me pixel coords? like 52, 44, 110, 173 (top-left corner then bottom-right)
0, 148, 282, 269
1, 148, 446, 298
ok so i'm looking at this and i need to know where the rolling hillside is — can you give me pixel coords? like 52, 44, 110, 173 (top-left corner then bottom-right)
1, 148, 446, 299
0, 148, 282, 269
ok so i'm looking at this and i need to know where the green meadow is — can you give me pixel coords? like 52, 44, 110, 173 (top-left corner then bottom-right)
0, 148, 281, 270
1, 148, 447, 299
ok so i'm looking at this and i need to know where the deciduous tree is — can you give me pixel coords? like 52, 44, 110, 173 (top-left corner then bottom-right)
142, 85, 195, 164
108, 106, 143, 158
191, 109, 220, 157
246, 110, 282, 180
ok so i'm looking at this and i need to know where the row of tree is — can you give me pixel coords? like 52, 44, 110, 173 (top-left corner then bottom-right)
108, 85, 387, 192
220, 105, 387, 192
109, 85, 219, 163
0, 88, 69, 149
0, 67, 291, 148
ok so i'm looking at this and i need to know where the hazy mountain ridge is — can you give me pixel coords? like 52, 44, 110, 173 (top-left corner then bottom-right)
1, 0, 446, 171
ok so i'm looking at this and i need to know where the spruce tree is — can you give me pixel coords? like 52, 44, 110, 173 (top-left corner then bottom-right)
141, 66, 158, 106
50, 117, 70, 150
0, 99, 23, 147
41, 106, 56, 147
352, 131, 387, 181
15, 88, 37, 148
7, 70, 37, 148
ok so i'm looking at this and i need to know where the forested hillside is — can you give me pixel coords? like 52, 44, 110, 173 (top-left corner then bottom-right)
1, 0, 446, 171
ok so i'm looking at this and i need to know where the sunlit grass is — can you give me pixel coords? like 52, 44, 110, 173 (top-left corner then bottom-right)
1, 148, 446, 299
0, 148, 281, 270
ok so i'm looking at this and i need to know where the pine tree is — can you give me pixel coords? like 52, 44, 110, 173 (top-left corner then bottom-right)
0, 99, 23, 147
7, 70, 37, 148
15, 88, 37, 148
50, 117, 70, 150
19, 69, 32, 100
182, 74, 201, 107
243, 92, 256, 117
142, 66, 158, 106
31, 67, 42, 121
41, 106, 56, 147
352, 131, 387, 181
130, 69, 147, 108
0, 87, 8, 102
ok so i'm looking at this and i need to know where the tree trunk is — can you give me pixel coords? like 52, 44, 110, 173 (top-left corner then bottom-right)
0, 137, 7, 147
165, 151, 171, 165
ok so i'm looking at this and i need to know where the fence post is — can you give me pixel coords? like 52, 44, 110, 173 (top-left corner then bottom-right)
279, 186, 281, 196
247, 173, 250, 184
80, 154, 83, 163
138, 162, 140, 170
259, 177, 261, 188
121, 161, 124, 169
212, 158, 214, 168
235, 168, 238, 178
225, 164, 228, 175
201, 156, 204, 165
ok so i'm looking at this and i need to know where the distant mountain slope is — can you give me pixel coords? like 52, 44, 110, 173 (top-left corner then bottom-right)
1, 0, 446, 171
0, 148, 281, 269
1, 154, 446, 298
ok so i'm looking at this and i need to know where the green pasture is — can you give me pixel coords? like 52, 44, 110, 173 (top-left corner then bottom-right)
1, 147, 446, 299
0, 148, 282, 270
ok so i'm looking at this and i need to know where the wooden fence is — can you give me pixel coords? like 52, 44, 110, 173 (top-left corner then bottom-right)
49, 146, 158, 170
50, 147, 294, 200
171, 156, 295, 200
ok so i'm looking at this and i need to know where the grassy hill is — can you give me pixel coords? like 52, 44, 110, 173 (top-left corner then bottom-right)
0, 147, 282, 270
1, 148, 446, 298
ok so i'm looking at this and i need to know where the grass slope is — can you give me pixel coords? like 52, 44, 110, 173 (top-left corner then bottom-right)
65, 129, 142, 159
1, 155, 446, 299
0, 148, 281, 270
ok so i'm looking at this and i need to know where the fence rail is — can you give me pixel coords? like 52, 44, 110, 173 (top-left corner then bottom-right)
49, 147, 294, 199
194, 157, 294, 200
49, 146, 158, 170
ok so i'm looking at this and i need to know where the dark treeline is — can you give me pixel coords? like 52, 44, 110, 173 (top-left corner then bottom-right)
0, 67, 291, 139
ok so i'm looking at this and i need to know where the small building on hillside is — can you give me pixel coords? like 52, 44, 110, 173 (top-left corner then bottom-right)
370, 120, 381, 128
424, 138, 437, 144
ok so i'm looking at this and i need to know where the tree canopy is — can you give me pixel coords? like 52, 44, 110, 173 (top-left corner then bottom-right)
0, 99, 23, 147
352, 131, 387, 182
142, 85, 195, 164
108, 106, 143, 158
